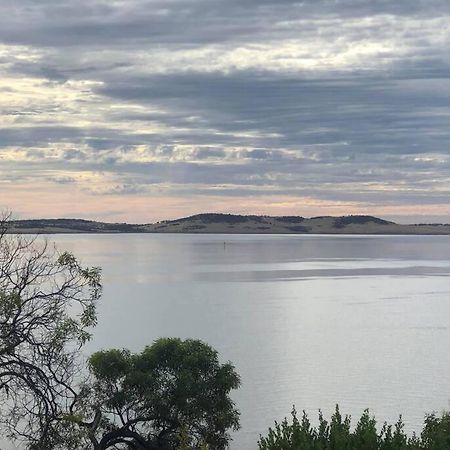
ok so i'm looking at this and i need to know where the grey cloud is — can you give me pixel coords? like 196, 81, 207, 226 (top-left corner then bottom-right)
0, 127, 86, 147
193, 148, 227, 159
49, 175, 77, 184
63, 149, 87, 161
5, 152, 443, 188
25, 149, 47, 160
90, 183, 147, 195
241, 150, 282, 160
1, 0, 450, 217
1, 0, 449, 48
98, 70, 450, 156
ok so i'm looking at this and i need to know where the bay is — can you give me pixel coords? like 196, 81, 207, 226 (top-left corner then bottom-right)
12, 234, 450, 448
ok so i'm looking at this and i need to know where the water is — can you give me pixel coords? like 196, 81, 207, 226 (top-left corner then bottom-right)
9, 234, 450, 448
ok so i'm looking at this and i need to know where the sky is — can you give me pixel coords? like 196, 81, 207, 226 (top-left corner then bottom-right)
1, 0, 450, 223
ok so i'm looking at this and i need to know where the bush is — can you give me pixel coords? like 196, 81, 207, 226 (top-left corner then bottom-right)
259, 406, 450, 450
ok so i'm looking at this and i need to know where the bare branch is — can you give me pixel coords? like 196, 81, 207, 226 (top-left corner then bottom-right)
0, 215, 102, 449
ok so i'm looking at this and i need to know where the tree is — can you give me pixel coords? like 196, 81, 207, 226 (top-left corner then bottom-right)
78, 338, 241, 449
0, 214, 102, 448
421, 412, 450, 449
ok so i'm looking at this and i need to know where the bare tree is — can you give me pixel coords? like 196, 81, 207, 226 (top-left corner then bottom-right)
0, 213, 101, 448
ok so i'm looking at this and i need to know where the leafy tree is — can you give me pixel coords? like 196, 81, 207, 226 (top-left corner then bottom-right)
0, 214, 102, 448
78, 338, 241, 450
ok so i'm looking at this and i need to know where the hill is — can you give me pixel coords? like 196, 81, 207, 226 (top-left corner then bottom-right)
7, 214, 450, 234
8, 218, 142, 234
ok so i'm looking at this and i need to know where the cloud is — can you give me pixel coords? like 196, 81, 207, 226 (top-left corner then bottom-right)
0, 0, 449, 221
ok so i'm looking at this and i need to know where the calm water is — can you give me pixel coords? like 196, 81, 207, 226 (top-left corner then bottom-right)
19, 235, 450, 448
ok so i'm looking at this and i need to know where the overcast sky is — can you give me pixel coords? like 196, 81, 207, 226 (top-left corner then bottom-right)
1, 0, 449, 223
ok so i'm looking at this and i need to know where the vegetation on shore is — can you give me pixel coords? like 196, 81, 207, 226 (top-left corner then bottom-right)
8, 213, 450, 235
259, 406, 450, 450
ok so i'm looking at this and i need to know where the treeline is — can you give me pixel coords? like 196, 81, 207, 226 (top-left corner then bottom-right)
259, 406, 450, 450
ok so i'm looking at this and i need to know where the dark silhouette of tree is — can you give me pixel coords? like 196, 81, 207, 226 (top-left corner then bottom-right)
0, 213, 102, 448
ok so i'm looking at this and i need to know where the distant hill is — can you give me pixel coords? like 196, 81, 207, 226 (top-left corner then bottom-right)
9, 218, 142, 234
7, 214, 450, 234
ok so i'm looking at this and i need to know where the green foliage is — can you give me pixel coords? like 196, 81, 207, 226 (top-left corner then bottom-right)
0, 227, 102, 449
420, 412, 450, 450
259, 407, 450, 450
82, 338, 240, 449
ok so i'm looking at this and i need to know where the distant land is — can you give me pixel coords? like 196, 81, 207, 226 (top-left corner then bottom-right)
6, 214, 450, 235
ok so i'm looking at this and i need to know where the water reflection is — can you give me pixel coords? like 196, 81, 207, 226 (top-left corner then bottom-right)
38, 234, 450, 449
